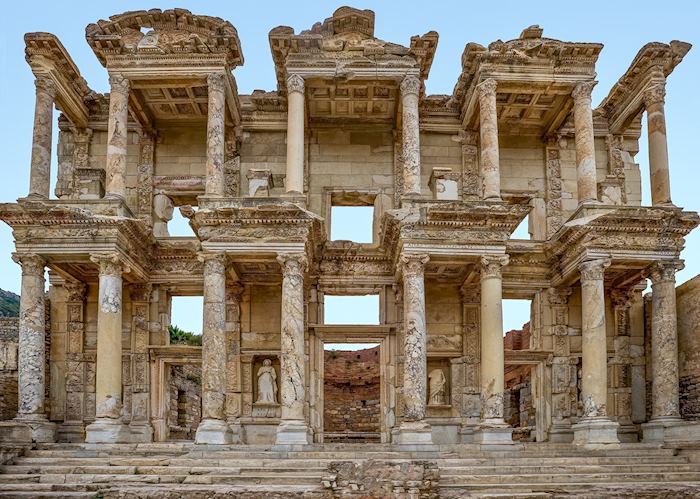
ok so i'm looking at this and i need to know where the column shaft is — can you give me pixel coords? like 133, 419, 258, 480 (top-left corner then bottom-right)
572, 82, 598, 204
649, 262, 681, 419
579, 258, 610, 418
477, 79, 501, 200
401, 254, 429, 421
644, 83, 672, 205
479, 255, 508, 422
28, 77, 56, 198
105, 74, 130, 199
205, 73, 226, 196
285, 75, 305, 194
401, 76, 422, 197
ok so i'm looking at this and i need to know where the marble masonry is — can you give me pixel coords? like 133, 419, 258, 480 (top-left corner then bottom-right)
0, 6, 699, 452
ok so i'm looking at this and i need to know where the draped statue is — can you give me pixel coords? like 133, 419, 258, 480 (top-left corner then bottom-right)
256, 359, 278, 404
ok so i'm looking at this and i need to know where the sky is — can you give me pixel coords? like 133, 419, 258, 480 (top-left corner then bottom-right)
1, 1, 699, 335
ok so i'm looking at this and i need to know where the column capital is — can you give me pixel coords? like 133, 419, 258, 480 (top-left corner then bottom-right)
129, 283, 152, 303
648, 260, 683, 284
578, 257, 610, 281
198, 252, 226, 273
108, 73, 129, 94
480, 255, 509, 279
90, 252, 128, 276
400, 75, 421, 97
64, 280, 87, 302
476, 78, 497, 100
286, 74, 305, 95
207, 72, 227, 93
400, 253, 429, 277
34, 75, 57, 99
277, 252, 308, 276
12, 253, 45, 276
643, 82, 666, 107
572, 81, 597, 103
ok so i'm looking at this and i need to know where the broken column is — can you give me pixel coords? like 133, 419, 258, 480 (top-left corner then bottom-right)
28, 77, 56, 199
643, 81, 673, 206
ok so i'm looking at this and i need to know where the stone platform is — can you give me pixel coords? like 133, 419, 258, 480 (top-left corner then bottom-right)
1, 442, 700, 497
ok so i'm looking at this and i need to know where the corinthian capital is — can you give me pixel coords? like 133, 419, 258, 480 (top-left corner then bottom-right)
198, 252, 226, 275
400, 75, 421, 97
277, 252, 308, 276
572, 81, 597, 103
34, 76, 57, 98
578, 257, 610, 282
648, 260, 683, 284
476, 78, 498, 100
286, 74, 305, 95
108, 73, 130, 94
642, 82, 666, 107
207, 72, 227, 94
480, 255, 509, 279
12, 253, 45, 277
90, 252, 128, 277
400, 253, 429, 277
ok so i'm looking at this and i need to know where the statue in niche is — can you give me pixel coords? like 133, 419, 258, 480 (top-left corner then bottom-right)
152, 191, 174, 237
256, 359, 278, 404
428, 368, 447, 405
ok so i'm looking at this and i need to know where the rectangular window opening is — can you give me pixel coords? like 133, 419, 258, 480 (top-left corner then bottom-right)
324, 294, 379, 325
510, 214, 530, 240
330, 205, 374, 243
169, 296, 203, 345
502, 299, 532, 348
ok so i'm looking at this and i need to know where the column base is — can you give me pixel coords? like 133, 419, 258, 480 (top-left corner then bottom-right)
0, 415, 56, 443
129, 422, 154, 443
228, 420, 243, 444
393, 421, 433, 445
474, 420, 514, 446
641, 416, 682, 443
549, 419, 574, 443
85, 418, 131, 443
195, 418, 234, 445
572, 418, 620, 447
458, 423, 479, 443
617, 422, 639, 443
57, 422, 86, 443
275, 420, 312, 445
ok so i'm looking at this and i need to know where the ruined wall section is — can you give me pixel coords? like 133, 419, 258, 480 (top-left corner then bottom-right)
677, 275, 700, 420
0, 318, 19, 421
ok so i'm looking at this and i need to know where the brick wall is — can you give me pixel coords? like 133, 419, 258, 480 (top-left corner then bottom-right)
0, 318, 19, 420
677, 276, 700, 420
168, 364, 202, 440
323, 346, 380, 437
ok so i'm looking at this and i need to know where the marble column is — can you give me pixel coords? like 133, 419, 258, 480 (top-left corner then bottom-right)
476, 255, 513, 444
85, 253, 130, 443
643, 261, 682, 442
285, 74, 305, 194
573, 258, 619, 445
205, 72, 226, 197
28, 77, 56, 199
401, 75, 422, 197
396, 253, 432, 444
477, 79, 501, 200
9, 254, 56, 442
572, 82, 598, 204
275, 252, 311, 444
195, 252, 233, 444
643, 82, 672, 205
105, 73, 130, 200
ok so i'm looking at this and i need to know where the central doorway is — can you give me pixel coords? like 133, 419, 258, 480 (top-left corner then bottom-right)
323, 343, 380, 443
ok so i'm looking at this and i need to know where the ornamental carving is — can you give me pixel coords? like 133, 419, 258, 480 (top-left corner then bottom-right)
286, 74, 305, 94
12, 253, 45, 276
572, 81, 596, 102
400, 75, 421, 97
207, 72, 226, 94
476, 78, 497, 100
648, 260, 683, 284
643, 83, 666, 107
35, 76, 57, 98
399, 253, 429, 277
90, 252, 126, 277
578, 258, 611, 281
108, 73, 129, 94
277, 252, 308, 276
480, 255, 509, 279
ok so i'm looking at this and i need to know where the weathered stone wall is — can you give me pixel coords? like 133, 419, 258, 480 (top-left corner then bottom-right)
323, 346, 380, 436
504, 322, 531, 350
167, 364, 202, 440
677, 275, 700, 420
0, 318, 19, 420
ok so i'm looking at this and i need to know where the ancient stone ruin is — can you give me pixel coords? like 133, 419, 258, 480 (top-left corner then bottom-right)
1, 5, 700, 497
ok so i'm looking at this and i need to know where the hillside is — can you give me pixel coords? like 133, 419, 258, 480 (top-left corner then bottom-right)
0, 289, 20, 317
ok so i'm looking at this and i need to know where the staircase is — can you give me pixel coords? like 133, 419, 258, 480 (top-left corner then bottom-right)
0, 443, 698, 498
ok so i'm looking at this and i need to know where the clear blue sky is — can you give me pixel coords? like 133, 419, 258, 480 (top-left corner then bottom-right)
1, 1, 699, 335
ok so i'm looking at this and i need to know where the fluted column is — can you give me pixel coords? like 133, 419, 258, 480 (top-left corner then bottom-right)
401, 75, 422, 197
572, 82, 598, 204
195, 252, 232, 444
573, 258, 619, 445
205, 72, 226, 196
276, 252, 311, 444
10, 253, 55, 442
649, 261, 681, 421
28, 77, 56, 199
477, 79, 501, 200
105, 74, 130, 200
285, 74, 305, 194
86, 253, 130, 443
643, 82, 672, 205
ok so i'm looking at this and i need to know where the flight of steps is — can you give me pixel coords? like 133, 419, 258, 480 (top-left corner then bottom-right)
0, 442, 698, 498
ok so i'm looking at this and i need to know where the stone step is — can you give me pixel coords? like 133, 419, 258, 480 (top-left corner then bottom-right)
439, 455, 688, 466
439, 481, 700, 495
0, 473, 323, 486
440, 463, 700, 475
0, 464, 327, 476
441, 471, 700, 485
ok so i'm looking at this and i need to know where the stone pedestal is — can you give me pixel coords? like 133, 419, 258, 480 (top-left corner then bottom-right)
572, 82, 598, 204
28, 77, 56, 199
275, 253, 311, 445
205, 73, 226, 197
196, 253, 233, 444
400, 76, 422, 197
643, 81, 672, 206
105, 74, 129, 200
285, 75, 305, 194
477, 79, 501, 200
574, 258, 619, 445
395, 254, 433, 445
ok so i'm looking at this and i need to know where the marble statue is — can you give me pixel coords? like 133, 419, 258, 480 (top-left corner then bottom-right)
256, 359, 278, 404
428, 368, 446, 406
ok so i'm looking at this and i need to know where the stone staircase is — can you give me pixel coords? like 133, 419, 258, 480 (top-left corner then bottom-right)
0, 442, 698, 498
